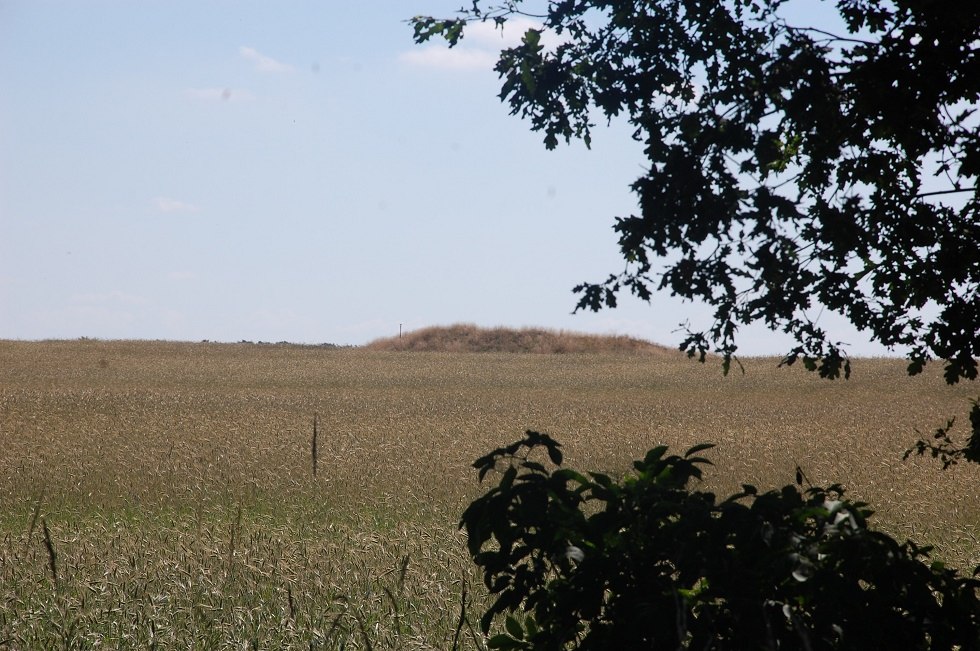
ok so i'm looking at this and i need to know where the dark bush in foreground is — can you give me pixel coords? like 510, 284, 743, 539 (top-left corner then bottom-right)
463, 431, 980, 650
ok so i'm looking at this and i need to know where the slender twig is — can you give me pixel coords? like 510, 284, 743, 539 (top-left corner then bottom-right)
397, 554, 410, 594
451, 581, 468, 651
382, 586, 402, 635
916, 187, 975, 198
355, 615, 375, 651
323, 612, 344, 645
41, 518, 57, 583
785, 24, 877, 46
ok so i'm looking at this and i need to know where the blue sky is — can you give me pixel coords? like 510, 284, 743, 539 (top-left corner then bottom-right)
0, 1, 896, 354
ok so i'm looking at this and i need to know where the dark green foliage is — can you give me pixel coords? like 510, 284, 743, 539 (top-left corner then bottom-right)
463, 431, 980, 650
411, 0, 980, 384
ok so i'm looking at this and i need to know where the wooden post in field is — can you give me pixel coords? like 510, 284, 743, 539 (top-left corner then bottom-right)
312, 413, 319, 478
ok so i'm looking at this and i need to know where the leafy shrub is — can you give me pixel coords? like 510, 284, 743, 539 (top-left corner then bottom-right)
462, 431, 980, 650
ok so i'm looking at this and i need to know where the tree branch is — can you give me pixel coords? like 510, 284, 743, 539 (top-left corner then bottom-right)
916, 187, 976, 198
784, 25, 878, 46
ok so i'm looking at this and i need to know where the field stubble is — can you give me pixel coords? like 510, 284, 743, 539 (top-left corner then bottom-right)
0, 339, 977, 648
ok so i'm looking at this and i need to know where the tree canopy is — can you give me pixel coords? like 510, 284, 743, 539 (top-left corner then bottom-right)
412, 0, 980, 384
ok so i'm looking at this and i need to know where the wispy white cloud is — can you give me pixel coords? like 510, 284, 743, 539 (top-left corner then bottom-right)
464, 17, 551, 48
153, 197, 200, 214
184, 87, 255, 102
398, 46, 497, 71
399, 18, 565, 71
240, 46, 294, 73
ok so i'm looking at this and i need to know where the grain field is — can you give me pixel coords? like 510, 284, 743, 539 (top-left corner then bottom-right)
0, 339, 977, 649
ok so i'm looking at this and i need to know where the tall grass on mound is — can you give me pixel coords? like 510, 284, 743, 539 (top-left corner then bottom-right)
365, 324, 675, 355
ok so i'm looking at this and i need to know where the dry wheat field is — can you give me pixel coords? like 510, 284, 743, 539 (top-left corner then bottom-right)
1, 336, 978, 649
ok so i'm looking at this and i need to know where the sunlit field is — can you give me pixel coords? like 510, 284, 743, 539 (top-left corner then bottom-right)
1, 337, 977, 649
